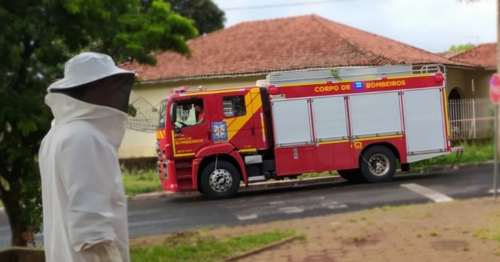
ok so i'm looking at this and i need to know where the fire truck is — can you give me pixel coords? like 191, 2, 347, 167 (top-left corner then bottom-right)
156, 64, 462, 198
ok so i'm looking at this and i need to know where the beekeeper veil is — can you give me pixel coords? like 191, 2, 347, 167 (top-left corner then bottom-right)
47, 52, 135, 113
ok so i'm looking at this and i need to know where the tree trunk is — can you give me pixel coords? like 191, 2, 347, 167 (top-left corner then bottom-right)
0, 179, 28, 247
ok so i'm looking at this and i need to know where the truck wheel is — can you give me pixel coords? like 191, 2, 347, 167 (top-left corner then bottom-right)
199, 160, 241, 198
359, 146, 397, 183
337, 169, 366, 183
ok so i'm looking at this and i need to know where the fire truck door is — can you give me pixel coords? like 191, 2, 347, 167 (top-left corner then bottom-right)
171, 96, 213, 157
214, 88, 262, 151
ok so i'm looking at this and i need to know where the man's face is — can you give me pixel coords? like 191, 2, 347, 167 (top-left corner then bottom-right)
195, 105, 202, 113
83, 74, 135, 113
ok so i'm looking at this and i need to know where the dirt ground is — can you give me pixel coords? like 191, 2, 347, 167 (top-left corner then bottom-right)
130, 197, 500, 262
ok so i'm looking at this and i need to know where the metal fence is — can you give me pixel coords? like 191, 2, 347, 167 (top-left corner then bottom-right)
448, 98, 495, 141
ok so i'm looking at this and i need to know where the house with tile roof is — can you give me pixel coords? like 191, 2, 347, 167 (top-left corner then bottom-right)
118, 14, 493, 159
438, 43, 497, 100
449, 43, 496, 70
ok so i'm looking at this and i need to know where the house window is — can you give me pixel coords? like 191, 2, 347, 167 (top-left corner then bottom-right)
223, 96, 246, 117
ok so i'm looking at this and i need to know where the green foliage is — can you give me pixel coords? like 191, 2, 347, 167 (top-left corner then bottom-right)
448, 43, 475, 52
131, 229, 295, 262
330, 67, 341, 80
128, 104, 138, 117
142, 0, 226, 35
0, 0, 197, 246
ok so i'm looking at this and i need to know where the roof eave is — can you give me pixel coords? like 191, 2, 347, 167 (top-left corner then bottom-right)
134, 63, 474, 85
135, 65, 382, 85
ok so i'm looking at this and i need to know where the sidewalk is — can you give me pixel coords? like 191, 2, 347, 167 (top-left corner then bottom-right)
208, 197, 500, 262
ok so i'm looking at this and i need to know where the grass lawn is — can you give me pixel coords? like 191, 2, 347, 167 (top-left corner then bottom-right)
122, 171, 162, 196
130, 229, 296, 262
410, 140, 494, 171
121, 140, 495, 196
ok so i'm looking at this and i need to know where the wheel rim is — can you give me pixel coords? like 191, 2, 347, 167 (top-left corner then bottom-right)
209, 169, 233, 193
368, 153, 390, 176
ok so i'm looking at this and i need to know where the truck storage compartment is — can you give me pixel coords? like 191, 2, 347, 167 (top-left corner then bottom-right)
272, 98, 316, 174
348, 91, 403, 139
311, 95, 352, 170
402, 88, 447, 155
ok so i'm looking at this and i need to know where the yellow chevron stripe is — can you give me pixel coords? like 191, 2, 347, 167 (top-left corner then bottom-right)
225, 88, 263, 142
225, 91, 254, 129
156, 130, 165, 139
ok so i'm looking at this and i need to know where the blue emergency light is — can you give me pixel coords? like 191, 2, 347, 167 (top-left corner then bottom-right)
354, 81, 363, 90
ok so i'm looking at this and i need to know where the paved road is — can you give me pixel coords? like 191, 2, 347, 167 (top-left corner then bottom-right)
0, 165, 497, 248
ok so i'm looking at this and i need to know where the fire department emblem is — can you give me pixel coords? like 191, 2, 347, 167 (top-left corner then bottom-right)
211, 121, 228, 142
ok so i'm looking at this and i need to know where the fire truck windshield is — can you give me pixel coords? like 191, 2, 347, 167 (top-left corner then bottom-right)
170, 98, 204, 129
158, 100, 167, 129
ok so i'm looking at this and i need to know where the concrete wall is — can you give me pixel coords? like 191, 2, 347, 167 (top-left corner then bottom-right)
119, 74, 265, 159
465, 69, 495, 98
445, 67, 494, 99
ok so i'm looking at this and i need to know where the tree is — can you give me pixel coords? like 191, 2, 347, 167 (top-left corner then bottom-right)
448, 43, 475, 52
142, 0, 226, 35
0, 0, 197, 247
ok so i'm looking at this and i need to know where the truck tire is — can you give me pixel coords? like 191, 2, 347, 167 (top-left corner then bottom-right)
199, 160, 241, 199
337, 169, 366, 183
359, 146, 397, 183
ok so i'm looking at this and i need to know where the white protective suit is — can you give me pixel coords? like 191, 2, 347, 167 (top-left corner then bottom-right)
39, 92, 129, 262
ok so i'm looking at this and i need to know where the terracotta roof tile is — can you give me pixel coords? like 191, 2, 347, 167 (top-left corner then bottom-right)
436, 51, 465, 59
449, 43, 496, 68
120, 14, 474, 82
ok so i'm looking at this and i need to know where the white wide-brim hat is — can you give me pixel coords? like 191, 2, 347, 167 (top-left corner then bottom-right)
47, 52, 136, 92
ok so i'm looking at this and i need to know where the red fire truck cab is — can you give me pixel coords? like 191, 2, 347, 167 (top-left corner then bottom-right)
156, 64, 462, 198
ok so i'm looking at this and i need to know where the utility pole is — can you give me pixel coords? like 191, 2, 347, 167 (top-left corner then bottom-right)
496, 0, 500, 199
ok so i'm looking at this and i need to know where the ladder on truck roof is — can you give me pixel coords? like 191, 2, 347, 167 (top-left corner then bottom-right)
257, 64, 446, 86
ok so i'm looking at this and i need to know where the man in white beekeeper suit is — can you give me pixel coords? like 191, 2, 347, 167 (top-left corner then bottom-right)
38, 52, 135, 262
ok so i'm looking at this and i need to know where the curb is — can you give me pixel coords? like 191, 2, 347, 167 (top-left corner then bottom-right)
241, 176, 344, 190
425, 160, 493, 172
126, 161, 495, 202
126, 176, 345, 202
223, 236, 298, 262
126, 191, 200, 201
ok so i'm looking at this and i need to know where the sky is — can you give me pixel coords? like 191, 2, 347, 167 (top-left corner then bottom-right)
212, 0, 496, 53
